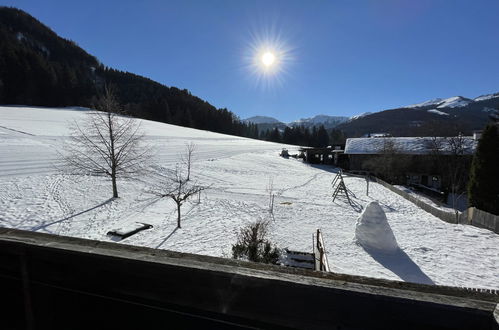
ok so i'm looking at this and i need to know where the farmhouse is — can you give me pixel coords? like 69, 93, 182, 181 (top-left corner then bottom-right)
344, 136, 477, 195
300, 145, 348, 167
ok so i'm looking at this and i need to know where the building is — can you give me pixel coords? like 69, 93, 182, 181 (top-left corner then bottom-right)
344, 136, 477, 195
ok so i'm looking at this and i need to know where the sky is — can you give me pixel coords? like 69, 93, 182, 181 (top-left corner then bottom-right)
3, 0, 499, 122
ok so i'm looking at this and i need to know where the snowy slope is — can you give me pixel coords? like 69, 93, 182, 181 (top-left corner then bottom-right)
1, 106, 498, 289
405, 96, 472, 109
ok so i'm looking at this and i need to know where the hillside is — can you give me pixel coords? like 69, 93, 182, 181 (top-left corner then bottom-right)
1, 105, 498, 289
0, 7, 259, 138
337, 94, 499, 137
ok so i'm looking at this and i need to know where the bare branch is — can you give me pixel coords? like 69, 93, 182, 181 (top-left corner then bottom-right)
60, 87, 150, 198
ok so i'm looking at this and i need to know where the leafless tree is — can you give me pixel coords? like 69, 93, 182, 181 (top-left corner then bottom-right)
445, 135, 471, 218
151, 166, 207, 228
149, 145, 207, 228
426, 134, 471, 219
181, 142, 196, 181
362, 138, 408, 183
265, 177, 275, 214
61, 87, 150, 198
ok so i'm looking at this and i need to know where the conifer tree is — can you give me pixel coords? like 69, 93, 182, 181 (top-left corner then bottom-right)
468, 124, 499, 215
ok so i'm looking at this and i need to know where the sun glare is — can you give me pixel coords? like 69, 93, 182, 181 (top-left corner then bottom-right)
261, 52, 276, 67
242, 22, 294, 90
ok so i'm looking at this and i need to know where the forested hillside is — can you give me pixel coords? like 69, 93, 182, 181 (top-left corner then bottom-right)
0, 7, 259, 138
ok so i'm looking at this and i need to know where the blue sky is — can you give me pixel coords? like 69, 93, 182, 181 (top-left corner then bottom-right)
4, 0, 499, 121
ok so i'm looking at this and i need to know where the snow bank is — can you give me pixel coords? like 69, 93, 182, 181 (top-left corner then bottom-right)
355, 202, 398, 253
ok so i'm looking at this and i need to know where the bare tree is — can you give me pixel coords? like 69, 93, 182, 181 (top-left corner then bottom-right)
62, 87, 149, 198
265, 177, 275, 214
445, 135, 471, 219
181, 142, 196, 181
426, 134, 472, 219
149, 145, 207, 228
363, 138, 409, 183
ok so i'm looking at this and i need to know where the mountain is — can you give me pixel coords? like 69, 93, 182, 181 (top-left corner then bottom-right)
0, 7, 259, 139
243, 116, 282, 124
337, 93, 499, 137
288, 115, 349, 129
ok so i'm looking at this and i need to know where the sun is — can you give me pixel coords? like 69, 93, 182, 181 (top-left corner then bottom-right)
242, 22, 294, 90
261, 51, 276, 67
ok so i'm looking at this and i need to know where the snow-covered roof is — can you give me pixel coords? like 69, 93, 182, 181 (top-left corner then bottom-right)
344, 137, 477, 155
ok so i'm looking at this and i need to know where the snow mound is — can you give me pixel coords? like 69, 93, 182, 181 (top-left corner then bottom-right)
355, 202, 398, 252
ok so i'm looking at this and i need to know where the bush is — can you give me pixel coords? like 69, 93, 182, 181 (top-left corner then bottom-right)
232, 221, 280, 264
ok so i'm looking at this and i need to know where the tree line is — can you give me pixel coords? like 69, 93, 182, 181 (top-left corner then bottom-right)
0, 7, 259, 139
261, 125, 346, 147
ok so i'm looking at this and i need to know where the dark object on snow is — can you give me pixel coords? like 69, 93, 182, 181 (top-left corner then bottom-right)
280, 148, 289, 158
107, 222, 153, 239
282, 249, 315, 270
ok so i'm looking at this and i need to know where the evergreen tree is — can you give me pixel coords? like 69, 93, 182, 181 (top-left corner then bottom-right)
317, 125, 329, 147
467, 124, 499, 215
269, 127, 281, 143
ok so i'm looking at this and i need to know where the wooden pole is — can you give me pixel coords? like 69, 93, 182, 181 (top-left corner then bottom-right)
366, 175, 370, 196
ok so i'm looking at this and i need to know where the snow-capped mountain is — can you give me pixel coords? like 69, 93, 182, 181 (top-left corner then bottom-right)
288, 115, 349, 128
349, 112, 373, 121
474, 92, 499, 102
244, 114, 349, 132
405, 96, 473, 109
336, 92, 499, 137
243, 116, 282, 124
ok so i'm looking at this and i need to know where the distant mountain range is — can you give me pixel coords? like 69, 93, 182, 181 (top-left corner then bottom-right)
245, 93, 499, 136
336, 93, 499, 137
244, 114, 350, 132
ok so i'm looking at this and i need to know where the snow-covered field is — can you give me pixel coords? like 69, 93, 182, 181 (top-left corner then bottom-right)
1, 106, 498, 289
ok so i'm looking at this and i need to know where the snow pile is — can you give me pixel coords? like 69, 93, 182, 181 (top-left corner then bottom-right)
355, 202, 398, 253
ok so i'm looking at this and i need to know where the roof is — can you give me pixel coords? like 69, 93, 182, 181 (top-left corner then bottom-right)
344, 137, 477, 155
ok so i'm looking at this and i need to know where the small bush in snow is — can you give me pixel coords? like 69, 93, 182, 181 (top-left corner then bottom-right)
232, 220, 280, 264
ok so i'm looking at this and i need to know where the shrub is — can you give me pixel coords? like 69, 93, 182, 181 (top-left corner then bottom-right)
232, 220, 280, 264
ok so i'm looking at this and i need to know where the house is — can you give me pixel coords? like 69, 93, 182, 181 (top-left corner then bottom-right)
300, 145, 348, 167
344, 136, 477, 195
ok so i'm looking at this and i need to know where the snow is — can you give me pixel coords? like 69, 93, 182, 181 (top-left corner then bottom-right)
344, 137, 476, 155
349, 112, 373, 120
395, 186, 454, 212
405, 98, 444, 108
289, 115, 348, 126
355, 202, 398, 252
436, 96, 471, 109
474, 93, 499, 102
404, 96, 471, 109
1, 105, 498, 289
427, 109, 449, 116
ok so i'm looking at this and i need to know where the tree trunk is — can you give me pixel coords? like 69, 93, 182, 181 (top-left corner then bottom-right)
112, 174, 118, 198
177, 203, 181, 228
